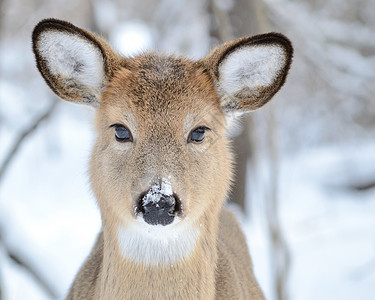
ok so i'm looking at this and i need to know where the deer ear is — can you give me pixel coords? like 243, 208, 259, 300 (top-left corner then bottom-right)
203, 33, 293, 113
32, 19, 122, 107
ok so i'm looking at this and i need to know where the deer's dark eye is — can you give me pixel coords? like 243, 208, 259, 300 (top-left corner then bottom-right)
188, 126, 210, 143
111, 124, 133, 142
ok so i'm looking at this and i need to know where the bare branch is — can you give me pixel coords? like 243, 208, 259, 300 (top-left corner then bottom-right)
0, 230, 58, 299
0, 100, 58, 182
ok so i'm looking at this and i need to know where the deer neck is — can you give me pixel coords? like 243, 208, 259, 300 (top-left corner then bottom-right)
98, 211, 221, 300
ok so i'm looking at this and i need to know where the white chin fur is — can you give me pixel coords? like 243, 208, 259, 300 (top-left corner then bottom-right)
38, 31, 105, 91
117, 217, 200, 265
219, 45, 285, 96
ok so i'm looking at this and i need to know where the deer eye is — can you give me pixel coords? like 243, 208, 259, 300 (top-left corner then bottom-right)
188, 126, 210, 143
111, 124, 133, 142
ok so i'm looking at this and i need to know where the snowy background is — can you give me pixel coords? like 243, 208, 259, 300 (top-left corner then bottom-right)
1, 0, 375, 299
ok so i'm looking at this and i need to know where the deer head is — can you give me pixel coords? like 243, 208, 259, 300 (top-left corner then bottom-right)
32, 19, 292, 265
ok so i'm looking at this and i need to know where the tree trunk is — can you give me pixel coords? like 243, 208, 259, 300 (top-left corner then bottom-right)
208, 1, 291, 299
208, 0, 262, 212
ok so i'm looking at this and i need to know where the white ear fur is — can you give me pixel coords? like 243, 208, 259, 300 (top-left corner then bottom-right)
219, 44, 286, 102
38, 30, 105, 103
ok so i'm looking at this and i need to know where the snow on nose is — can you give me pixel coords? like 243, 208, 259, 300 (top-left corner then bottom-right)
137, 178, 181, 226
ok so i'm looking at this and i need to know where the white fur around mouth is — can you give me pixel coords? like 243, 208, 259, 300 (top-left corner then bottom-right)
117, 217, 200, 265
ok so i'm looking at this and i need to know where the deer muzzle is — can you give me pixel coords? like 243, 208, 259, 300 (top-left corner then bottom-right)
136, 180, 182, 226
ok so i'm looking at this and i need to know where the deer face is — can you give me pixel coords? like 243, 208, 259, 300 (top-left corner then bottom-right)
32, 19, 292, 263
90, 55, 231, 227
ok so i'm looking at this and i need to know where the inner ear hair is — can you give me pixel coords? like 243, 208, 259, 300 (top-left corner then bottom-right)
203, 33, 293, 113
32, 19, 125, 106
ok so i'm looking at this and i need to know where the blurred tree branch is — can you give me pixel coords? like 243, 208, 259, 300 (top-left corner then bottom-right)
209, 0, 234, 42
0, 229, 58, 299
0, 100, 58, 183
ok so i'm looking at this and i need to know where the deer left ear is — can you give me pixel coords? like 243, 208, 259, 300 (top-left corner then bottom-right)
32, 18, 124, 107
203, 33, 293, 112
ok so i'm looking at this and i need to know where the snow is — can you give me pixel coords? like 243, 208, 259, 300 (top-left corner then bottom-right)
244, 142, 375, 300
280, 146, 375, 300
142, 178, 173, 206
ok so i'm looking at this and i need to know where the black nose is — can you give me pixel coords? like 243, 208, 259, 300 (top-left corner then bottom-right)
137, 190, 181, 226
142, 195, 176, 226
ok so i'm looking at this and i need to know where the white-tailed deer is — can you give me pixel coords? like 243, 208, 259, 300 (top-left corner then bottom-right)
32, 19, 292, 300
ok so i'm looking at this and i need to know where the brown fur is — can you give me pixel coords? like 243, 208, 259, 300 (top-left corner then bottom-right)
32, 19, 293, 300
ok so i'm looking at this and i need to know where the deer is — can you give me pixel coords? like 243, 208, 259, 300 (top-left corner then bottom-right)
32, 18, 292, 300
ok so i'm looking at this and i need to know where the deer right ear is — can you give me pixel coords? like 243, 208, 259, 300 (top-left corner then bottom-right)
203, 33, 293, 113
32, 19, 121, 107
